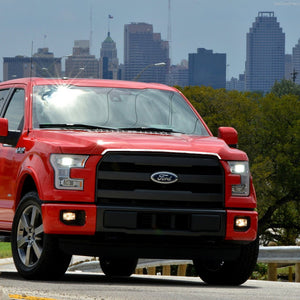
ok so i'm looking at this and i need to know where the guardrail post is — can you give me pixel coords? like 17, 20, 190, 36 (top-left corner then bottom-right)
296, 242, 300, 282
296, 263, 300, 282
147, 266, 156, 275
163, 265, 171, 276
288, 266, 293, 282
268, 263, 277, 281
135, 268, 143, 274
177, 264, 187, 276
267, 242, 277, 281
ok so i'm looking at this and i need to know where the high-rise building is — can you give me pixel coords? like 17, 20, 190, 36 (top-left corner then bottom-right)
65, 40, 99, 78
188, 48, 226, 89
292, 40, 300, 84
124, 23, 169, 83
285, 54, 293, 81
226, 74, 245, 91
32, 48, 62, 78
245, 12, 285, 93
99, 32, 119, 79
168, 60, 189, 87
3, 48, 61, 81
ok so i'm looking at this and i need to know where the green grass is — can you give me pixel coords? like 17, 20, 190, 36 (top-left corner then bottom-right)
0, 242, 12, 258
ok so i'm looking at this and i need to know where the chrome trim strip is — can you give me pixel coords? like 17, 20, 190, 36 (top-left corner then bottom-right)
100, 148, 221, 160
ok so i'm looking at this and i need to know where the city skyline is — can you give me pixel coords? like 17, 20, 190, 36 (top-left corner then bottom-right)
1, 0, 300, 81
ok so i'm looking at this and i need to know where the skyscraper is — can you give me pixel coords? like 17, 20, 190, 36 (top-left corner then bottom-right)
3, 48, 61, 81
245, 12, 285, 93
124, 23, 169, 83
99, 32, 119, 79
285, 54, 293, 81
65, 40, 99, 78
168, 60, 189, 87
292, 39, 300, 84
188, 48, 226, 89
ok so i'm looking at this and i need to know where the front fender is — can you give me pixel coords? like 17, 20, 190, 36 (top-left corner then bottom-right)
16, 153, 53, 203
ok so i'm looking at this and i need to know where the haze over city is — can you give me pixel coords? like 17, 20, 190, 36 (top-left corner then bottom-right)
1, 0, 300, 81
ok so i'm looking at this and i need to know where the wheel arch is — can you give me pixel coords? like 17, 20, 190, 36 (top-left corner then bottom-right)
15, 173, 41, 210
15, 152, 51, 210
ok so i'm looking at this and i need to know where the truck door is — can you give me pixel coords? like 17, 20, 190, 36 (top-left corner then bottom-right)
0, 88, 25, 230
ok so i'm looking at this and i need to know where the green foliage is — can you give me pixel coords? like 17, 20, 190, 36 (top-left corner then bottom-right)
180, 84, 300, 244
0, 242, 12, 258
271, 79, 300, 98
251, 263, 268, 280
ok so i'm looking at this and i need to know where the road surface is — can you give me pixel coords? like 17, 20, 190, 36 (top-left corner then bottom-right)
1, 257, 300, 300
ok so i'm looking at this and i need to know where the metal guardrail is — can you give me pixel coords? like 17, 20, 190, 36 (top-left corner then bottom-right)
136, 246, 300, 267
134, 246, 300, 282
258, 246, 300, 264
258, 246, 300, 282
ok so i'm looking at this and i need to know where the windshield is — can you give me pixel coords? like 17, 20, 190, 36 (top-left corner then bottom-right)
32, 85, 209, 136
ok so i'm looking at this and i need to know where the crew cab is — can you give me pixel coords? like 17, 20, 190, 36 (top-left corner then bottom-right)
0, 77, 258, 285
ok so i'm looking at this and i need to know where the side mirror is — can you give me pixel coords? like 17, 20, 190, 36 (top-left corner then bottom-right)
218, 127, 238, 148
0, 118, 8, 137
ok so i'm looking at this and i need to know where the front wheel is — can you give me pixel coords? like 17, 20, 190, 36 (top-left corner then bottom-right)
11, 192, 72, 280
100, 257, 138, 277
193, 238, 259, 285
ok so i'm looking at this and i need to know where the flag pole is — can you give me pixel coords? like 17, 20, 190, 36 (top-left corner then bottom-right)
108, 15, 113, 34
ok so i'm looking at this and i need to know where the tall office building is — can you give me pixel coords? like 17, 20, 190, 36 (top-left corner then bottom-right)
124, 23, 169, 83
32, 48, 62, 78
3, 48, 61, 81
292, 39, 300, 84
65, 40, 99, 78
99, 32, 119, 79
285, 54, 293, 81
226, 74, 245, 92
168, 60, 189, 87
245, 12, 285, 93
188, 48, 226, 89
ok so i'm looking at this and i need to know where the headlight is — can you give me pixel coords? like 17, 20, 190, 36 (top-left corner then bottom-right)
50, 154, 89, 190
228, 161, 250, 196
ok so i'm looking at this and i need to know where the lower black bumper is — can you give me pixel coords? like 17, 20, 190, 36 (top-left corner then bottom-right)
96, 206, 226, 237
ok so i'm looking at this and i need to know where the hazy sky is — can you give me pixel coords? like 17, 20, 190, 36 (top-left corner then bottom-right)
1, 0, 300, 81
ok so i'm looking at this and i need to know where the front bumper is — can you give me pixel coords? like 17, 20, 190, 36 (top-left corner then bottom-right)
42, 203, 257, 241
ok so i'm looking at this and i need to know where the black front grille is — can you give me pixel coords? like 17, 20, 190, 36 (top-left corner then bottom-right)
96, 152, 225, 209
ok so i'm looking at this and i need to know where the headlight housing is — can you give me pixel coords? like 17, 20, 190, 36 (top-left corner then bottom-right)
50, 154, 89, 190
228, 161, 250, 196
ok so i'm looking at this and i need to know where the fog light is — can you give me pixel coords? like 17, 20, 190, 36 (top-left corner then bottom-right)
234, 217, 250, 231
62, 212, 76, 221
60, 210, 86, 226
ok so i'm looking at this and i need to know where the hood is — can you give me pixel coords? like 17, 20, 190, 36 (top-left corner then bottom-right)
32, 130, 248, 161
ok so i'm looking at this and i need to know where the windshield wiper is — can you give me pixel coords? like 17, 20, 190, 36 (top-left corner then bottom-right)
39, 123, 117, 130
118, 127, 183, 134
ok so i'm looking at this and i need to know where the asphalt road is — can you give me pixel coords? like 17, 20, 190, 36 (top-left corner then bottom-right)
1, 260, 300, 300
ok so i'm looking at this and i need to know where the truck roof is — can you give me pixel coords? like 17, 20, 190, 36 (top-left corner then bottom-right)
0, 77, 177, 91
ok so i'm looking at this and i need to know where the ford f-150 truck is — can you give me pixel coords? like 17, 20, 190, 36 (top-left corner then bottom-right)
0, 77, 258, 285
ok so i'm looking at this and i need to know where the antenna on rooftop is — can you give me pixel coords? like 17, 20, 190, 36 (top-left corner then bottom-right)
167, 0, 172, 65
89, 5, 93, 52
30, 41, 34, 78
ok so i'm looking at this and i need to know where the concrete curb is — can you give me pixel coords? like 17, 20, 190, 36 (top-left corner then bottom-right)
0, 287, 10, 300
0, 257, 13, 266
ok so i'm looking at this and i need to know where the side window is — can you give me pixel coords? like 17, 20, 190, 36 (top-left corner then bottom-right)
4, 89, 25, 131
0, 89, 10, 115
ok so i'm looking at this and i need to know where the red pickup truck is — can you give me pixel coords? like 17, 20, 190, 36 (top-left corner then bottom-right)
0, 77, 258, 285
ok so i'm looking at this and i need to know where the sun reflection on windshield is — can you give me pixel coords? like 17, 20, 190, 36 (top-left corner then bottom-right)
44, 85, 85, 109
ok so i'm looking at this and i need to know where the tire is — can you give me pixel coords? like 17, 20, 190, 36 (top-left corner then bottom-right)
100, 257, 138, 277
11, 192, 72, 280
193, 238, 259, 285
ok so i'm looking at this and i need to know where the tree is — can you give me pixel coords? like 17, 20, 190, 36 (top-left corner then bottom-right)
252, 93, 300, 238
180, 86, 300, 244
270, 79, 300, 98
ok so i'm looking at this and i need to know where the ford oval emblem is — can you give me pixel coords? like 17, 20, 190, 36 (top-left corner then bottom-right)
150, 171, 178, 184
